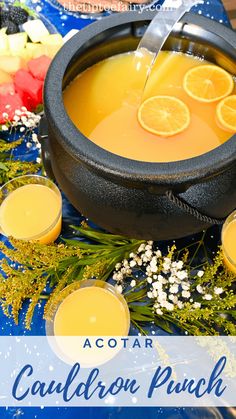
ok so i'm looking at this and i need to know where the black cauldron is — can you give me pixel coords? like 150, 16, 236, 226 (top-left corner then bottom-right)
41, 11, 236, 240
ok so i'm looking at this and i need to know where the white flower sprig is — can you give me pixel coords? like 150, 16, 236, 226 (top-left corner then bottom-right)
1, 107, 42, 163
113, 241, 224, 316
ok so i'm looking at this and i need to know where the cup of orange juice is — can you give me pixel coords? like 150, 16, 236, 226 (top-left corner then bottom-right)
0, 174, 62, 244
222, 211, 236, 274
46, 279, 130, 366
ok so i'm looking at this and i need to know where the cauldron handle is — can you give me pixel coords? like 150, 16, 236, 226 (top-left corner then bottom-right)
38, 115, 55, 181
165, 190, 225, 226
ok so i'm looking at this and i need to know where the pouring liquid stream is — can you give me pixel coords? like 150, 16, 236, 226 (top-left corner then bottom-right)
131, 0, 203, 102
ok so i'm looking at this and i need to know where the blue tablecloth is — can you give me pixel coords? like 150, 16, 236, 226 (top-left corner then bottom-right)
0, 0, 234, 417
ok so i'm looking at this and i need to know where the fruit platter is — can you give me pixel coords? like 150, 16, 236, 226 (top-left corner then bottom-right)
0, 1, 63, 120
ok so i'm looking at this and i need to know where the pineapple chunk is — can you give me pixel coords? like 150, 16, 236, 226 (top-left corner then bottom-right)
22, 19, 49, 43
0, 49, 10, 57
0, 28, 9, 53
45, 44, 61, 59
40, 34, 63, 46
26, 43, 47, 59
19, 48, 32, 62
0, 56, 26, 74
8, 32, 28, 56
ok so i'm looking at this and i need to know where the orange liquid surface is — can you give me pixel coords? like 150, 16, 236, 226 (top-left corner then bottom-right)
63, 51, 235, 162
54, 287, 129, 336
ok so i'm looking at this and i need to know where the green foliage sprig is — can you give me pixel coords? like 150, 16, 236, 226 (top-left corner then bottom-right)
0, 225, 143, 329
0, 225, 235, 335
0, 138, 41, 185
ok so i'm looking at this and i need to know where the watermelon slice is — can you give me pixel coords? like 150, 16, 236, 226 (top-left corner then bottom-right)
0, 93, 23, 124
28, 55, 52, 81
14, 69, 43, 109
0, 82, 15, 96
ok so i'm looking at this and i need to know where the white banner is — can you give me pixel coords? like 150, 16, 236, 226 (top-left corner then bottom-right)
0, 336, 235, 407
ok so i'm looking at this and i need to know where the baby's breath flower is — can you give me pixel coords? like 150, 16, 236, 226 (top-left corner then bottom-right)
157, 274, 165, 283
169, 284, 179, 294
152, 290, 158, 298
162, 263, 170, 272
197, 270, 204, 278
129, 260, 136, 268
171, 295, 179, 304
193, 302, 201, 309
182, 282, 190, 290
115, 285, 123, 294
176, 261, 184, 270
176, 270, 188, 280
203, 294, 213, 301
138, 244, 145, 253
182, 290, 191, 299
177, 301, 184, 309
156, 308, 163, 315
146, 266, 152, 275
196, 284, 204, 294
214, 287, 223, 295
137, 258, 143, 266
130, 280, 136, 288
164, 302, 174, 311
152, 281, 162, 291
21, 116, 27, 124
158, 291, 167, 305
150, 256, 157, 265
145, 249, 153, 258
1, 125, 8, 131
155, 250, 162, 258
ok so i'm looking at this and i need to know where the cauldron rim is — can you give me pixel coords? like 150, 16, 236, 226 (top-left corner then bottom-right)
44, 11, 236, 187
